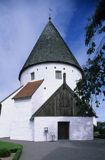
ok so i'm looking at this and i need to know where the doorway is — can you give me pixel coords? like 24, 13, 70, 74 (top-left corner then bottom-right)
58, 122, 69, 140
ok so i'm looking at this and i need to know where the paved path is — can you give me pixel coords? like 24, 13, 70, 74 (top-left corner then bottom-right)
1, 138, 105, 160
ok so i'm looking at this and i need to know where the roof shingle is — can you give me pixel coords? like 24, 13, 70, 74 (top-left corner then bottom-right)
13, 80, 43, 100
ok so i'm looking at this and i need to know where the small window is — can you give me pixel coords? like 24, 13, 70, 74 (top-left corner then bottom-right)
31, 72, 35, 80
55, 71, 62, 79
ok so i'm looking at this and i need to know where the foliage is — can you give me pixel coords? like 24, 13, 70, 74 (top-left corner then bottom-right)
0, 148, 11, 157
75, 0, 105, 107
12, 148, 23, 160
0, 140, 23, 159
94, 121, 105, 139
95, 121, 105, 134
94, 134, 105, 139
0, 140, 22, 150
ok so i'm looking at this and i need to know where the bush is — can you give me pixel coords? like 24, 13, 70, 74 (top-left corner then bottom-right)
0, 148, 11, 157
95, 134, 105, 139
0, 141, 23, 160
94, 122, 105, 135
12, 147, 23, 160
10, 148, 17, 153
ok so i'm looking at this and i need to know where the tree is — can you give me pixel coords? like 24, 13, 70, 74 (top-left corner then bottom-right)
94, 121, 105, 138
75, 0, 105, 107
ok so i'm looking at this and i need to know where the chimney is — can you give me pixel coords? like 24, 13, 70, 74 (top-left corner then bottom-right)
63, 73, 66, 89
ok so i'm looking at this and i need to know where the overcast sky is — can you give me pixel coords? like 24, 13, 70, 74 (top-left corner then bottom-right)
0, 0, 105, 121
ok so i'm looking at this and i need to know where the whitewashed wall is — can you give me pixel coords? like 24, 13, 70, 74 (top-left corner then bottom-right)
1, 61, 94, 142
20, 63, 82, 91
31, 79, 61, 115
0, 87, 34, 141
0, 87, 22, 138
34, 117, 93, 141
10, 99, 34, 141
20, 63, 82, 117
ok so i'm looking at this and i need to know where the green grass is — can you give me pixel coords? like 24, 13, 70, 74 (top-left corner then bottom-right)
0, 140, 23, 159
0, 140, 22, 150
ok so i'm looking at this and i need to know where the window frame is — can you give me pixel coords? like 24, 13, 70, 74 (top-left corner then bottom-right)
55, 70, 62, 79
31, 72, 35, 80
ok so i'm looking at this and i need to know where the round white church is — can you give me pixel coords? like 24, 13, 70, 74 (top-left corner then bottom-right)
0, 19, 96, 141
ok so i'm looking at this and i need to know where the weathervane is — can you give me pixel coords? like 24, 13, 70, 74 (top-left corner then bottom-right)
49, 8, 52, 21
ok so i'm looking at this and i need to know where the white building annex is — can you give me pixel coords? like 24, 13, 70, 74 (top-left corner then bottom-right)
0, 18, 96, 141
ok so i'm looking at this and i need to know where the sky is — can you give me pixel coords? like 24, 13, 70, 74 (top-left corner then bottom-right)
0, 0, 105, 121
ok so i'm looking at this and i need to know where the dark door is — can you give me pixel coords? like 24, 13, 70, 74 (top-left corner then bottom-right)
58, 122, 69, 139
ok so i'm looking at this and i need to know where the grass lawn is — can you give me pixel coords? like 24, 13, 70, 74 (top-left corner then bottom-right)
0, 140, 23, 159
0, 140, 22, 150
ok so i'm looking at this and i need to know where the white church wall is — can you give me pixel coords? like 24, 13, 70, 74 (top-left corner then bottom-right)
20, 63, 82, 114
0, 87, 22, 138
10, 99, 34, 141
70, 117, 93, 140
31, 78, 62, 115
34, 117, 93, 142
31, 80, 45, 113
20, 63, 82, 91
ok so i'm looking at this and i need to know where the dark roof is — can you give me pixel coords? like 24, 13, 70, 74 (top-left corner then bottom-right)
19, 20, 82, 80
13, 80, 43, 100
30, 83, 96, 120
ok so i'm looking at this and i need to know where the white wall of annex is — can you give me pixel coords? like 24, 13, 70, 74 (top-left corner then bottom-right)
0, 87, 22, 138
34, 117, 93, 142
10, 99, 34, 141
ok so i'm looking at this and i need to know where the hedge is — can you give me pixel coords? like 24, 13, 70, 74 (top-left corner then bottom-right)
0, 141, 23, 160
0, 148, 11, 157
12, 147, 23, 160
94, 134, 105, 139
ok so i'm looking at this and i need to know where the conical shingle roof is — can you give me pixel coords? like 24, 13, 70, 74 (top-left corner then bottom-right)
19, 20, 82, 80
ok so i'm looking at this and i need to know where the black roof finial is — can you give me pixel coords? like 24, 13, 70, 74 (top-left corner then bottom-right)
49, 16, 51, 21
49, 8, 52, 21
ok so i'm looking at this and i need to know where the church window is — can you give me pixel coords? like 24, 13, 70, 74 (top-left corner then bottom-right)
31, 72, 35, 80
55, 71, 62, 79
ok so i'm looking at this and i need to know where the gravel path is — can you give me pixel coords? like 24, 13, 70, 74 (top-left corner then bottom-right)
0, 138, 105, 160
